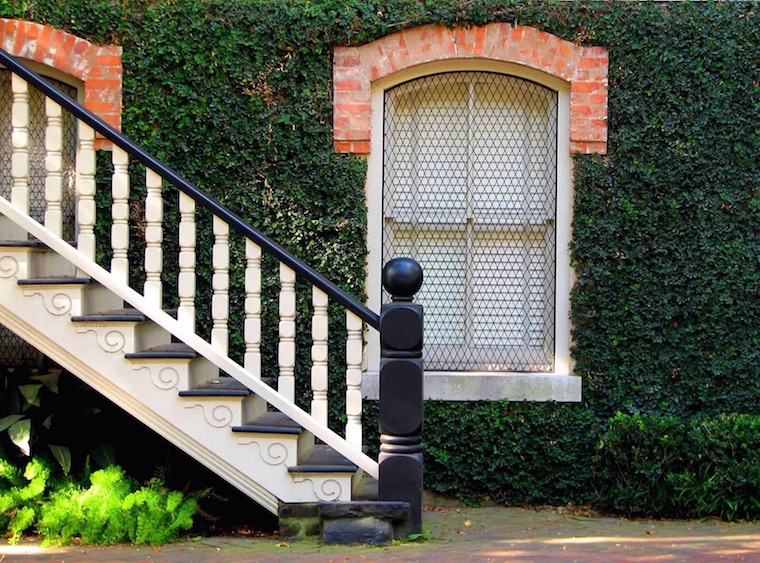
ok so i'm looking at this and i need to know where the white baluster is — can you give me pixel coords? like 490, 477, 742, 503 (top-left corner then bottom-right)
345, 310, 363, 448
211, 216, 229, 354
177, 192, 196, 331
311, 287, 329, 427
278, 263, 296, 402
11, 74, 29, 220
76, 121, 96, 273
110, 146, 130, 285
143, 168, 163, 307
44, 97, 63, 237
244, 239, 262, 377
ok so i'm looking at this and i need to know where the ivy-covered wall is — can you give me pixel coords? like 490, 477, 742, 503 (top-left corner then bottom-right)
0, 0, 757, 515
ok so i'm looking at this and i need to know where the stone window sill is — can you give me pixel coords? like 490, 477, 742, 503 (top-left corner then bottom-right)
361, 371, 581, 402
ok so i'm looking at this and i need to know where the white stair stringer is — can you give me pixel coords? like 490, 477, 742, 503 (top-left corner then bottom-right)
0, 276, 358, 511
0, 198, 378, 513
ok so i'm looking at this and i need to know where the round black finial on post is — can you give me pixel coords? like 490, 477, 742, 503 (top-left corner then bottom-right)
378, 257, 424, 538
382, 257, 423, 301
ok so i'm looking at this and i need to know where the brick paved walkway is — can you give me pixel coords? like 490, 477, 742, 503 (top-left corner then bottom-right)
1, 506, 758, 562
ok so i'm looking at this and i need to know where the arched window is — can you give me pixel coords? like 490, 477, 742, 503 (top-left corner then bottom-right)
382, 71, 558, 372
333, 24, 608, 400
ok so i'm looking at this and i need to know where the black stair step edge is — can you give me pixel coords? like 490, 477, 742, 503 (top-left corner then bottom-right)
125, 343, 198, 360
0, 240, 47, 248
179, 377, 250, 397
288, 444, 357, 474
0, 239, 77, 249
18, 277, 92, 286
71, 308, 177, 323
232, 412, 303, 435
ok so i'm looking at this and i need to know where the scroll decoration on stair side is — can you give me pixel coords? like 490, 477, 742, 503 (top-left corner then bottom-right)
293, 476, 343, 501
134, 365, 180, 391
185, 403, 234, 428
23, 290, 73, 316
235, 438, 289, 466
76, 326, 126, 353
0, 255, 19, 278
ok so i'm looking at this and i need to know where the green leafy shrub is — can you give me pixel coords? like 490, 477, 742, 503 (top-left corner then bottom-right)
422, 402, 600, 506
38, 466, 197, 546
122, 478, 197, 544
595, 413, 688, 516
596, 413, 760, 520
0, 367, 117, 475
0, 456, 53, 543
669, 414, 760, 521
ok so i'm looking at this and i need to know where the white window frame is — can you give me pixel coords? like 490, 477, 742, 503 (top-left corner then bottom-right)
363, 59, 581, 402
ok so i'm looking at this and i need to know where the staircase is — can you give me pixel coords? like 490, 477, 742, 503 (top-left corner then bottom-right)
0, 48, 420, 539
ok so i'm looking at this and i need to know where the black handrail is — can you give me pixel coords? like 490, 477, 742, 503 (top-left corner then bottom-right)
0, 48, 380, 329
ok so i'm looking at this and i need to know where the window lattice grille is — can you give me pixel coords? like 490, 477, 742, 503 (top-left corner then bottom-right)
0, 69, 78, 368
383, 72, 558, 372
0, 69, 78, 239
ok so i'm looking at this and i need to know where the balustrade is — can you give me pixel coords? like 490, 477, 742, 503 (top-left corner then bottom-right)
11, 74, 29, 219
177, 192, 196, 329
44, 98, 63, 238
0, 57, 427, 483
111, 146, 130, 284
211, 216, 230, 355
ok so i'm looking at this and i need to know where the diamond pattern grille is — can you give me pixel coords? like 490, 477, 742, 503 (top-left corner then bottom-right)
383, 72, 558, 372
0, 69, 78, 238
0, 70, 77, 367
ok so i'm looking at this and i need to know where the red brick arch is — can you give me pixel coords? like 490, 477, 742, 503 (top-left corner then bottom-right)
333, 23, 607, 154
1, 19, 122, 145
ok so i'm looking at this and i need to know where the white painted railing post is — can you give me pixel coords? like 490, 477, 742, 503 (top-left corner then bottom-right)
143, 168, 163, 307
311, 287, 329, 427
278, 263, 296, 402
44, 97, 63, 238
10, 74, 30, 221
75, 120, 96, 273
110, 146, 130, 285
211, 216, 229, 355
345, 310, 363, 448
244, 239, 262, 377
177, 192, 196, 331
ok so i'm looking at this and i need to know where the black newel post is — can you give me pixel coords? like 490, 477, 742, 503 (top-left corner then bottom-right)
378, 257, 424, 537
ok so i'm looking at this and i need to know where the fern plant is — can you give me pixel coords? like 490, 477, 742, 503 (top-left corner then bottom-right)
38, 465, 196, 545
123, 478, 197, 545
0, 456, 52, 543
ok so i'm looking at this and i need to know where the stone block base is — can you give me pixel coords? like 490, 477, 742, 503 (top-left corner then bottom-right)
318, 501, 411, 546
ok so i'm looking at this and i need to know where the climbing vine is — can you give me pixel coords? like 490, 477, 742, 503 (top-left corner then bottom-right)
0, 0, 756, 518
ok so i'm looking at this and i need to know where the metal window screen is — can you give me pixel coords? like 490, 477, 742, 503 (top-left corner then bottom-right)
383, 72, 558, 372
0, 69, 78, 367
0, 69, 78, 237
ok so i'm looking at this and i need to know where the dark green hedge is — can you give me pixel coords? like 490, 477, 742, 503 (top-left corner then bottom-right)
596, 412, 760, 520
1, 0, 757, 516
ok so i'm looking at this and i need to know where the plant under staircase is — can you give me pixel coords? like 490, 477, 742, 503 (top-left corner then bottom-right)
0, 48, 422, 539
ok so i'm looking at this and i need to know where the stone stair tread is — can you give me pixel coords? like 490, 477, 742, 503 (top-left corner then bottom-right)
179, 377, 250, 397
0, 239, 48, 247
289, 444, 357, 473
125, 343, 198, 359
232, 412, 303, 435
71, 308, 148, 322
71, 307, 177, 322
18, 276, 91, 285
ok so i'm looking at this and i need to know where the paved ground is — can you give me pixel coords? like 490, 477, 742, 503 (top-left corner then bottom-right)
1, 506, 758, 562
